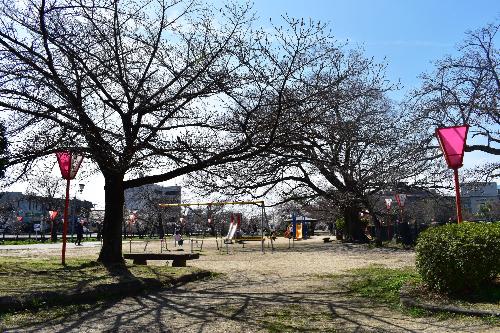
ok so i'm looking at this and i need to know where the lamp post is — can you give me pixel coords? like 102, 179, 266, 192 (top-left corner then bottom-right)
435, 125, 469, 224
71, 183, 85, 242
56, 151, 84, 265
384, 198, 392, 240
394, 193, 407, 241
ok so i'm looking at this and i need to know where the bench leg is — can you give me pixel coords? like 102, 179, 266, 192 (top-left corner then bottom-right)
133, 258, 147, 265
172, 258, 186, 267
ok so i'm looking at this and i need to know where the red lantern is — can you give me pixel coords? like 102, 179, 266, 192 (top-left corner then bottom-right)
394, 194, 406, 208
56, 151, 84, 180
435, 125, 469, 224
435, 125, 469, 169
49, 210, 58, 221
56, 151, 84, 265
384, 198, 392, 210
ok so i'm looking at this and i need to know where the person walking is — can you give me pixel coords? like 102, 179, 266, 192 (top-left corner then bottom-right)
75, 220, 84, 246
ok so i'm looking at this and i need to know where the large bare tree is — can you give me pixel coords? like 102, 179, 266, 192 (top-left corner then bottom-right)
190, 50, 435, 244
0, 1, 339, 263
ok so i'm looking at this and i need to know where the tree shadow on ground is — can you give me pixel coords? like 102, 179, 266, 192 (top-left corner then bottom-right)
10, 273, 493, 333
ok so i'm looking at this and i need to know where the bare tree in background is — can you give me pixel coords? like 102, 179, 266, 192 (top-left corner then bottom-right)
0, 1, 340, 263
409, 21, 499, 180
190, 50, 434, 244
24, 174, 66, 239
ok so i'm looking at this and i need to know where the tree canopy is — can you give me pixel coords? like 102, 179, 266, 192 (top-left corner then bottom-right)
0, 0, 344, 263
409, 21, 499, 179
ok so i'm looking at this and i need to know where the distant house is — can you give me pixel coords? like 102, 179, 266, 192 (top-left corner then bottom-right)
124, 184, 181, 211
0, 191, 94, 232
460, 182, 499, 215
124, 185, 182, 233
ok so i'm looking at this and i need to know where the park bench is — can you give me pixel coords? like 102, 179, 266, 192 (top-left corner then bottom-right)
235, 236, 265, 243
124, 253, 200, 267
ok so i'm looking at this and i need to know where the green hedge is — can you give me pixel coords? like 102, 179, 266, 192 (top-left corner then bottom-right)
415, 222, 500, 294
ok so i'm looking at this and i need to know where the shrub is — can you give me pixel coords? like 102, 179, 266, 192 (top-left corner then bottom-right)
415, 222, 500, 294
335, 217, 345, 232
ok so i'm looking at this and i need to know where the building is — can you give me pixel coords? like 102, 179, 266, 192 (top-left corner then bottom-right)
0, 191, 93, 233
124, 185, 182, 234
124, 184, 181, 211
461, 182, 499, 216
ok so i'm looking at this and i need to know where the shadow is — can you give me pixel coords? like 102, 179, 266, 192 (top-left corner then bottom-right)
8, 272, 495, 333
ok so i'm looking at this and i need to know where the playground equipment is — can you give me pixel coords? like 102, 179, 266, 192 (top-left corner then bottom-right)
226, 213, 241, 241
159, 200, 273, 253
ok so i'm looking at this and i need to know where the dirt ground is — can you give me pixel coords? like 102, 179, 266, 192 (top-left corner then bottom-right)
1, 236, 498, 332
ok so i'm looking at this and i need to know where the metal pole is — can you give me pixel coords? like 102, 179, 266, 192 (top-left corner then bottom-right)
61, 178, 71, 265
261, 203, 264, 253
386, 208, 390, 240
454, 168, 463, 224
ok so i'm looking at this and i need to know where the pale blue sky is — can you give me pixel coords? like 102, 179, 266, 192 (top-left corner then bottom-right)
250, 0, 499, 100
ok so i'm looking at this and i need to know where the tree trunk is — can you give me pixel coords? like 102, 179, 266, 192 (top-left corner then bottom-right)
344, 205, 365, 242
98, 174, 125, 265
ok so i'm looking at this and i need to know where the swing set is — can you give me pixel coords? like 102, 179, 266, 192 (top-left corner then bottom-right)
159, 200, 274, 253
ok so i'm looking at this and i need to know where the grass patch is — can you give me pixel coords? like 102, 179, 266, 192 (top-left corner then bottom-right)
0, 256, 206, 298
329, 265, 499, 323
0, 256, 215, 329
260, 304, 336, 333
344, 266, 420, 307
403, 278, 500, 316
0, 302, 97, 329
0, 256, 212, 305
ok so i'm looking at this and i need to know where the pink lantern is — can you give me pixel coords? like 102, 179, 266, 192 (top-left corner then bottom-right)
384, 198, 393, 210
56, 151, 84, 180
55, 150, 84, 265
435, 125, 469, 224
49, 210, 58, 221
435, 125, 469, 169
394, 194, 407, 208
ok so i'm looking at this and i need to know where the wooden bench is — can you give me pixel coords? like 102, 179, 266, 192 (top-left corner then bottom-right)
235, 237, 264, 243
124, 253, 200, 267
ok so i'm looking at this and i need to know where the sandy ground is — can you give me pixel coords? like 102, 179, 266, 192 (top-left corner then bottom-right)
1, 236, 498, 332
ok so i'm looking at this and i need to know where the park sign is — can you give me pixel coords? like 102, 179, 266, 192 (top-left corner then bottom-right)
435, 125, 469, 170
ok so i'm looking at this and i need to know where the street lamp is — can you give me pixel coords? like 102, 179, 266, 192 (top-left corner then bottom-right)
56, 151, 84, 265
435, 125, 469, 224
394, 193, 407, 241
71, 183, 85, 241
384, 198, 393, 240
